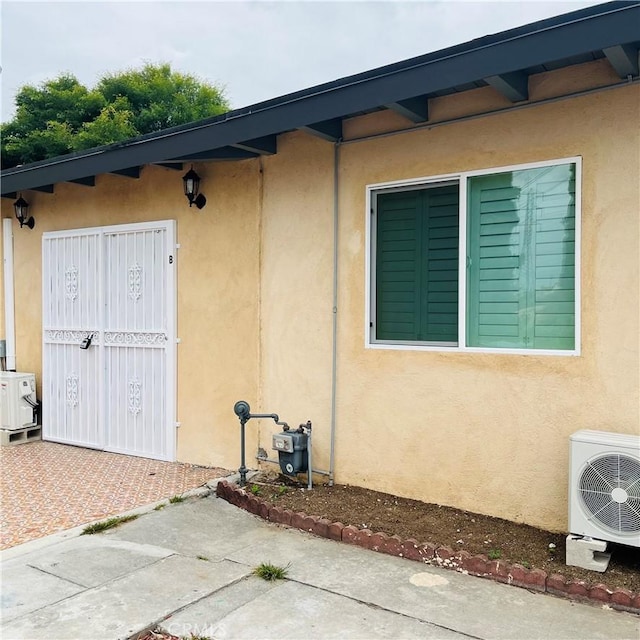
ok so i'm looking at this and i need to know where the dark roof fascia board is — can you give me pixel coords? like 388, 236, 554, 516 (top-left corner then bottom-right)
2, 2, 639, 195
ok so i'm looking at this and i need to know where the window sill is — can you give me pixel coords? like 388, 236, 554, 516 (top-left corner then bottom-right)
366, 342, 580, 357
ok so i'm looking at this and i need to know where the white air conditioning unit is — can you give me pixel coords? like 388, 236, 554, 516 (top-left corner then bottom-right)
569, 430, 640, 547
0, 372, 38, 431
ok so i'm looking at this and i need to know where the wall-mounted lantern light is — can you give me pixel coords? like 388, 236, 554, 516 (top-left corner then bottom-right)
182, 166, 206, 209
13, 195, 35, 229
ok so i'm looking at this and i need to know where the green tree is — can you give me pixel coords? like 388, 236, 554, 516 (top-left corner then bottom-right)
1, 74, 105, 166
2, 121, 76, 166
74, 97, 137, 150
1, 64, 229, 168
97, 63, 229, 133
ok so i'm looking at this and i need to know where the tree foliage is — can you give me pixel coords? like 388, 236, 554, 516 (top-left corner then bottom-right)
1, 63, 229, 168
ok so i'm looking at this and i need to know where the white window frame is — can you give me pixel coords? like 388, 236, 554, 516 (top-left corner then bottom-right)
365, 156, 582, 356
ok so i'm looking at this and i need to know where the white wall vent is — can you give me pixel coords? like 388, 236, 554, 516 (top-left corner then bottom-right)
569, 430, 640, 547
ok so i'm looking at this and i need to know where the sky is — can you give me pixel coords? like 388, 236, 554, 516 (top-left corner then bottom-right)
0, 0, 604, 122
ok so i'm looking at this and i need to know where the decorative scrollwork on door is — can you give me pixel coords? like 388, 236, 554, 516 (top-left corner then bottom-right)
66, 374, 79, 408
104, 332, 167, 346
128, 263, 142, 301
65, 266, 78, 301
128, 378, 142, 416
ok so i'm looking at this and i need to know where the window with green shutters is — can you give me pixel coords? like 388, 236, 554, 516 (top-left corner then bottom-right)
369, 158, 579, 354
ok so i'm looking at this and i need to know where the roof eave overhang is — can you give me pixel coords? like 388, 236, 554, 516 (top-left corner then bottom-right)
2, 3, 639, 195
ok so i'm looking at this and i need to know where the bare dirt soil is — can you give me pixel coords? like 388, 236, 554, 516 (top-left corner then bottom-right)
247, 473, 640, 594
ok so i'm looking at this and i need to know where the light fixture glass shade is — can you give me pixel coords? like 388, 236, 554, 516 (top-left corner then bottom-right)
182, 166, 200, 205
13, 196, 30, 225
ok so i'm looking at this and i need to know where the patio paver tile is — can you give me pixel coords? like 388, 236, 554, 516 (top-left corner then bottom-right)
0, 441, 229, 549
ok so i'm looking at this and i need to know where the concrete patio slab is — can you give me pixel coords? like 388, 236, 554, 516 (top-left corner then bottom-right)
28, 537, 174, 588
223, 513, 635, 640
107, 496, 286, 561
0, 563, 84, 623
158, 576, 280, 637
1, 555, 249, 640
1, 494, 638, 640
164, 578, 465, 639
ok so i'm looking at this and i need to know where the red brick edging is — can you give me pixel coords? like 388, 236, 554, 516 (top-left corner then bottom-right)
216, 480, 639, 614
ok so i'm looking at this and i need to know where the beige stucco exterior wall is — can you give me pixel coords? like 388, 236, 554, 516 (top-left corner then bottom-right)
329, 84, 639, 531
257, 135, 336, 474
257, 80, 639, 532
1, 60, 638, 532
0, 218, 5, 339
0, 162, 262, 469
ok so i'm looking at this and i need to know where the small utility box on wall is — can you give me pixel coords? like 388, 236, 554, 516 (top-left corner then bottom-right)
273, 430, 308, 476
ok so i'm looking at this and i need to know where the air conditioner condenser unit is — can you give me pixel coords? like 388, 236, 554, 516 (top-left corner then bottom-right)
0, 372, 38, 431
567, 429, 640, 571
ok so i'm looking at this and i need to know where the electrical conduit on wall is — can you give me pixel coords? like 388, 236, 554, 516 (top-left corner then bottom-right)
329, 142, 340, 485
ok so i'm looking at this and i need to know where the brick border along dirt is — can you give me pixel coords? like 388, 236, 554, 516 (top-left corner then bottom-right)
216, 481, 640, 615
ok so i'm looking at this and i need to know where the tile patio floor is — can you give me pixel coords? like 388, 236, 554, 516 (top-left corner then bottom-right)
0, 441, 230, 549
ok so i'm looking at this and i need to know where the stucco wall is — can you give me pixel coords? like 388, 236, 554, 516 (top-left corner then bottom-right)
0, 162, 261, 469
257, 81, 639, 531
0, 218, 5, 339
258, 134, 336, 474
330, 84, 639, 531
1, 62, 638, 532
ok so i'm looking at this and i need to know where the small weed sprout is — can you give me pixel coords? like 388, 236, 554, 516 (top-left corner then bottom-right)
81, 514, 138, 535
487, 548, 502, 560
196, 555, 210, 562
169, 495, 185, 504
153, 503, 166, 511
250, 484, 261, 496
277, 485, 288, 496
521, 560, 531, 569
253, 562, 290, 581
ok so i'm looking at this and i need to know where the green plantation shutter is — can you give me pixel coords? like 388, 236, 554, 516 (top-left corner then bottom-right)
467, 164, 575, 350
423, 186, 459, 341
375, 185, 459, 342
466, 175, 526, 347
375, 191, 421, 340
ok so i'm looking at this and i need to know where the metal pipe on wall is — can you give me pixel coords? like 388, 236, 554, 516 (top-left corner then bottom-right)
255, 456, 331, 477
328, 142, 341, 486
2, 218, 16, 371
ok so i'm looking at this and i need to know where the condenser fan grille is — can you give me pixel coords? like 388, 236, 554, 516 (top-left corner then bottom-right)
579, 453, 640, 534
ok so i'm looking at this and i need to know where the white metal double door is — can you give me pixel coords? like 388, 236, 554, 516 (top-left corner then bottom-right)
42, 221, 176, 461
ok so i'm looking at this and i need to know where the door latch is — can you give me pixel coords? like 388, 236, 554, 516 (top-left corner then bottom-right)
80, 333, 94, 350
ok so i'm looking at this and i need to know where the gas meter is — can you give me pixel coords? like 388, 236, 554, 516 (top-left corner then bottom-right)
272, 425, 308, 476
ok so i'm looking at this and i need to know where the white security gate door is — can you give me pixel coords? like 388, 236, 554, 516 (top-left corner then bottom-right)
43, 230, 103, 450
43, 221, 176, 461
